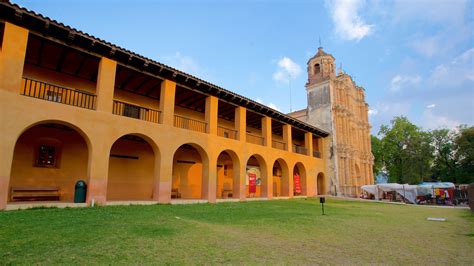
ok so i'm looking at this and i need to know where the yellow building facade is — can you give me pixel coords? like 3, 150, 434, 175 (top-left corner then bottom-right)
288, 47, 374, 196
0, 2, 330, 210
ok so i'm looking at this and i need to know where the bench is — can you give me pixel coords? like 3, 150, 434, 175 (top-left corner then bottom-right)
171, 188, 181, 199
221, 190, 233, 198
10, 187, 60, 202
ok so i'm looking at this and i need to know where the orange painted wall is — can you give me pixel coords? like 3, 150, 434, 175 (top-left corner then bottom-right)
107, 138, 155, 201
172, 147, 203, 199
9, 126, 89, 201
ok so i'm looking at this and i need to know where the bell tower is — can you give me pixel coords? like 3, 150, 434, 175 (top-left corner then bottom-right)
306, 47, 336, 86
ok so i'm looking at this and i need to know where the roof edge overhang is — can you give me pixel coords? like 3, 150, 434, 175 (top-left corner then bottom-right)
0, 1, 329, 137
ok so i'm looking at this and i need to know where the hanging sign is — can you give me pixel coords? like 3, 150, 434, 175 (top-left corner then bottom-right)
248, 173, 257, 193
294, 174, 302, 194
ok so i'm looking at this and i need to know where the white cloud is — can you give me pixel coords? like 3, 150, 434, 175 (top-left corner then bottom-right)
163, 52, 199, 75
411, 35, 440, 58
272, 57, 302, 84
389, 74, 421, 92
426, 104, 436, 109
430, 48, 474, 87
255, 98, 281, 112
327, 0, 374, 41
368, 108, 378, 116
421, 108, 461, 130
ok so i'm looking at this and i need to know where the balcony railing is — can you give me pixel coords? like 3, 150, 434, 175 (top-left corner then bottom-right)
21, 77, 96, 110
272, 140, 286, 150
293, 145, 308, 155
112, 101, 160, 123
174, 115, 207, 133
217, 126, 238, 140
313, 150, 321, 158
246, 133, 264, 146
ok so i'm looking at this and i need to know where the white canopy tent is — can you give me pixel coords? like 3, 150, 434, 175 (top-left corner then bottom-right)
361, 183, 418, 204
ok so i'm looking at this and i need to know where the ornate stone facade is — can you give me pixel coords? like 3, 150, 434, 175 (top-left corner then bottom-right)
288, 47, 374, 196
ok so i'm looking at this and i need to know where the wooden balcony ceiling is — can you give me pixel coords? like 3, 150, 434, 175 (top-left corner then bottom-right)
115, 65, 162, 100
1, 1, 329, 137
25, 34, 100, 82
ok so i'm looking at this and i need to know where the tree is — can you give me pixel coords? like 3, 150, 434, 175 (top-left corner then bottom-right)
378, 116, 433, 184
371, 135, 383, 176
455, 126, 474, 184
430, 129, 458, 182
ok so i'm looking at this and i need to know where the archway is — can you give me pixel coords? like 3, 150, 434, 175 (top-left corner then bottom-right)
272, 159, 290, 197
317, 172, 325, 195
246, 155, 267, 198
9, 122, 89, 202
293, 162, 307, 196
216, 150, 239, 199
107, 134, 157, 201
172, 143, 208, 199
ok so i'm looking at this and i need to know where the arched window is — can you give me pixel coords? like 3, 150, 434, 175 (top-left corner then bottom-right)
314, 63, 320, 74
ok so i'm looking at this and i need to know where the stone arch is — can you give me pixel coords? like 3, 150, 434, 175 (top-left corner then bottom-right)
272, 158, 290, 197
245, 154, 268, 198
293, 162, 307, 196
172, 143, 210, 199
107, 133, 159, 201
216, 149, 241, 199
9, 120, 91, 202
316, 172, 325, 195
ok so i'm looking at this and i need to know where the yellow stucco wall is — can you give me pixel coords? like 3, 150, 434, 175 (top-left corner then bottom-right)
0, 22, 328, 209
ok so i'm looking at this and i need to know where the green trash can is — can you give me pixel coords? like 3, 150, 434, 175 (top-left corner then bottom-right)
74, 180, 87, 203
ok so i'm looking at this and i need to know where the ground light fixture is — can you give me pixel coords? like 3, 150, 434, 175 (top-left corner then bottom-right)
320, 197, 325, 215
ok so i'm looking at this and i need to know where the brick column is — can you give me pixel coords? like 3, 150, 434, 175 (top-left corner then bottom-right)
95, 57, 117, 112
159, 79, 176, 125
262, 117, 272, 147
205, 96, 218, 135
283, 124, 292, 152
0, 23, 28, 93
235, 106, 246, 141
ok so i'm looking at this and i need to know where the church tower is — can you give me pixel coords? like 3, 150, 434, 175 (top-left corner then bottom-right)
288, 46, 374, 196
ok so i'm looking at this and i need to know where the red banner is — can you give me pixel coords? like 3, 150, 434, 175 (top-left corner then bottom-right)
294, 174, 301, 194
249, 173, 257, 193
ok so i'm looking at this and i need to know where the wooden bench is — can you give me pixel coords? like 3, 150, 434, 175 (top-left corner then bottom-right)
221, 190, 233, 198
10, 187, 60, 202
171, 188, 181, 199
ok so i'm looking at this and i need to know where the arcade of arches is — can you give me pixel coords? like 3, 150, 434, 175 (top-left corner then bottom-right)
5, 121, 327, 206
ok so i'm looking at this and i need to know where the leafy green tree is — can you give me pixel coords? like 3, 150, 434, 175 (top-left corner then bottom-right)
371, 135, 383, 176
430, 129, 458, 182
455, 126, 474, 184
378, 116, 433, 184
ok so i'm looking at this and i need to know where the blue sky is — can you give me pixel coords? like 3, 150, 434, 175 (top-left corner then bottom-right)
14, 0, 474, 134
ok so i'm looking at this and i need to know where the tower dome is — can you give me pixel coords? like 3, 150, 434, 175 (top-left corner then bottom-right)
306, 47, 336, 86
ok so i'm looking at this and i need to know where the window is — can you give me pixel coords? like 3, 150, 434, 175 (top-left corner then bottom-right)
124, 104, 140, 119
314, 63, 321, 74
36, 145, 57, 167
46, 90, 62, 102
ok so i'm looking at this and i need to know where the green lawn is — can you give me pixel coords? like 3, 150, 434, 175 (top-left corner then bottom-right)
1, 198, 473, 264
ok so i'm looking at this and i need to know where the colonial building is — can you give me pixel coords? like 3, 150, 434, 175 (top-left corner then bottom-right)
0, 2, 330, 210
288, 47, 374, 196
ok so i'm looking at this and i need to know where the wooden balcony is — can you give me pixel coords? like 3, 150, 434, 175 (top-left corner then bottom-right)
246, 133, 264, 146
292, 145, 308, 155
272, 140, 286, 151
217, 126, 238, 140
174, 115, 207, 133
21, 77, 96, 110
112, 100, 160, 123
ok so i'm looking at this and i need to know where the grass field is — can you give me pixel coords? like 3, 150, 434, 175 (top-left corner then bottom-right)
1, 198, 473, 264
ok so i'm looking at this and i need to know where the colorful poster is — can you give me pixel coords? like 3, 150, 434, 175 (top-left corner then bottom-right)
248, 173, 257, 193
294, 174, 301, 194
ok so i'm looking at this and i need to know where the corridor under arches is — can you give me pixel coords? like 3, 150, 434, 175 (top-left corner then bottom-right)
272, 159, 290, 197
216, 150, 239, 199
293, 162, 307, 196
246, 155, 267, 198
172, 144, 208, 199
107, 135, 157, 201
9, 122, 90, 203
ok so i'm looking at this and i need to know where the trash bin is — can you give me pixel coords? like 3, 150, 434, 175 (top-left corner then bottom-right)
74, 180, 87, 203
